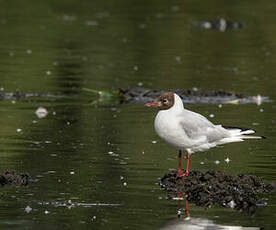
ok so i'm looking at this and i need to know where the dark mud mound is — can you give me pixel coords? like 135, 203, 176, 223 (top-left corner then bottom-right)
0, 170, 31, 187
119, 88, 270, 105
160, 170, 275, 212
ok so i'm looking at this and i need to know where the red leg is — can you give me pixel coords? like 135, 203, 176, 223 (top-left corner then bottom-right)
177, 150, 186, 177
177, 150, 190, 178
177, 191, 183, 218
185, 198, 190, 217
185, 152, 190, 176
176, 192, 190, 218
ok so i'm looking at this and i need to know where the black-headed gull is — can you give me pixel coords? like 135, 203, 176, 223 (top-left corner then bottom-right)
145, 92, 264, 177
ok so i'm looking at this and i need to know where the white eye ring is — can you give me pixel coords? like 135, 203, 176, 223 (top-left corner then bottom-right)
162, 99, 168, 103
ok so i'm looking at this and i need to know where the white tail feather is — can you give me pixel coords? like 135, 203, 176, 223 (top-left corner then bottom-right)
240, 130, 255, 135
218, 137, 244, 145
238, 135, 263, 139
222, 127, 264, 144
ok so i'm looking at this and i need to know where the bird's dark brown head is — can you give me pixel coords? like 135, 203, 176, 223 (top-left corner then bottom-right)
144, 92, 175, 110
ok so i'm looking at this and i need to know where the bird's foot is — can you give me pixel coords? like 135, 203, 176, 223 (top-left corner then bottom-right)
176, 170, 189, 178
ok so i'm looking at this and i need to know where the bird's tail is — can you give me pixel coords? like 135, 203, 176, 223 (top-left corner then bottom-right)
223, 126, 265, 139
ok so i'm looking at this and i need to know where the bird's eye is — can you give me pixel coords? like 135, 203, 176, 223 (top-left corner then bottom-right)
162, 99, 168, 104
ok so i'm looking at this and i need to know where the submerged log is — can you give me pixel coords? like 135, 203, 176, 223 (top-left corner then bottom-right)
1, 88, 270, 105
118, 88, 270, 105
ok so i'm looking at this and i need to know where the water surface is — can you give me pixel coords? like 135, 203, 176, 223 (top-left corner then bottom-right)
0, 0, 276, 229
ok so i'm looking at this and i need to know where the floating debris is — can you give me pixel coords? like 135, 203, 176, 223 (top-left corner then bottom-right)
46, 70, 52, 76
133, 65, 139, 71
0, 91, 64, 101
0, 170, 32, 187
171, 6, 180, 12
138, 23, 146, 29
26, 49, 32, 54
252, 95, 263, 106
0, 88, 269, 106
83, 87, 271, 105
224, 157, 231, 164
193, 18, 243, 32
38, 201, 120, 208
160, 170, 275, 213
62, 14, 76, 22
115, 88, 271, 105
175, 56, 182, 63
85, 20, 98, 26
25, 206, 32, 213
35, 107, 48, 119
214, 160, 220, 165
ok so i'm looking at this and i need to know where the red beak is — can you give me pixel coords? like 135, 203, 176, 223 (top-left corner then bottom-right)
144, 102, 160, 107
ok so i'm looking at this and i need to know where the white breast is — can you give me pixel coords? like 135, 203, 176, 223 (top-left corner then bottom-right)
154, 109, 193, 151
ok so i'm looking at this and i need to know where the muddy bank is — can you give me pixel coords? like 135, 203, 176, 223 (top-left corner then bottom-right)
0, 170, 31, 187
160, 170, 275, 213
118, 88, 270, 105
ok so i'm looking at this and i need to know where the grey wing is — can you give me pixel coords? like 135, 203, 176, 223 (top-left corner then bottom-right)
178, 109, 229, 143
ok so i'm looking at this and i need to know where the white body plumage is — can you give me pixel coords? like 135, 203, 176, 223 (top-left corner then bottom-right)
154, 93, 261, 154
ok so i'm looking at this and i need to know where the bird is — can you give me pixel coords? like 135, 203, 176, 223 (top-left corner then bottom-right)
145, 92, 264, 178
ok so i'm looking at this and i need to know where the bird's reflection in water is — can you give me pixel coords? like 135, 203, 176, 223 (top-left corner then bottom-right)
175, 192, 189, 218
160, 191, 262, 230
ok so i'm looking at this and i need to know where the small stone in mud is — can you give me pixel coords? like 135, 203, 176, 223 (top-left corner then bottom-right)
160, 170, 275, 213
0, 170, 32, 187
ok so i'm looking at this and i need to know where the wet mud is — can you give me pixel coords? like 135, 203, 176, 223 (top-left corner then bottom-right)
118, 88, 270, 105
0, 170, 31, 187
160, 170, 275, 213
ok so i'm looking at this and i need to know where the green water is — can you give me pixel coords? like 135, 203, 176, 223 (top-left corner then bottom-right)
0, 0, 276, 229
